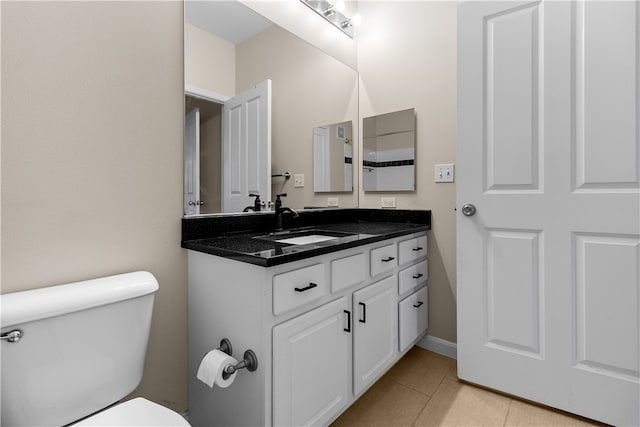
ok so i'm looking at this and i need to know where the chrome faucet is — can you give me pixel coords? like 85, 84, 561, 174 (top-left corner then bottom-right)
274, 193, 299, 231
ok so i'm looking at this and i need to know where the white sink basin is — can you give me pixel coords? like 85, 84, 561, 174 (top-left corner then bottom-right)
274, 235, 339, 245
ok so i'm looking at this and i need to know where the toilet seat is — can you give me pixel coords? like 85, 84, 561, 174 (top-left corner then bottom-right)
73, 397, 191, 426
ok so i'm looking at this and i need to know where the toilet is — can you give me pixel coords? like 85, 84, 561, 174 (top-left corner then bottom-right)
0, 271, 190, 427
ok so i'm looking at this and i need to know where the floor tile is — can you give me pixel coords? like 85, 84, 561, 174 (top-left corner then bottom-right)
332, 348, 604, 427
505, 399, 605, 427
413, 378, 512, 427
384, 347, 453, 396
331, 376, 430, 427
444, 357, 458, 381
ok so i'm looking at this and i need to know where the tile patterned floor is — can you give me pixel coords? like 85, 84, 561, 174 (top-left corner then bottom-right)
331, 347, 606, 427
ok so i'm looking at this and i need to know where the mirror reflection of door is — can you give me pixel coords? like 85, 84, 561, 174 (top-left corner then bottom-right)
183, 80, 272, 216
184, 96, 223, 215
313, 126, 330, 192
184, 107, 201, 215
222, 79, 272, 213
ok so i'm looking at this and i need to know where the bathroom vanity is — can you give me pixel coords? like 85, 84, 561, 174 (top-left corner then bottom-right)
182, 209, 430, 426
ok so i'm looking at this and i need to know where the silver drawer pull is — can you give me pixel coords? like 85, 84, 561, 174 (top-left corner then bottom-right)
412, 247, 423, 252
413, 301, 424, 308
294, 283, 318, 292
412, 273, 424, 279
381, 256, 395, 263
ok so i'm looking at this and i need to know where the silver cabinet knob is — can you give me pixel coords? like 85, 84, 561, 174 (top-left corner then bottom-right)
461, 204, 477, 217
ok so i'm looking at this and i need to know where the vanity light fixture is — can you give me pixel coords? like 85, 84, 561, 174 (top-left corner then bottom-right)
300, 0, 361, 38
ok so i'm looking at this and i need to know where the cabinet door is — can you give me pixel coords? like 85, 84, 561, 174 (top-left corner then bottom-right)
353, 276, 397, 395
399, 286, 428, 352
273, 297, 350, 426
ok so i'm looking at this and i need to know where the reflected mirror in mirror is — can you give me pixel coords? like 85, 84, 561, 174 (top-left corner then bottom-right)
362, 108, 416, 192
313, 121, 353, 193
184, 0, 359, 215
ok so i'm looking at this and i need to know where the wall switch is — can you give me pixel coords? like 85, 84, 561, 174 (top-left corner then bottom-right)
435, 163, 455, 183
294, 174, 304, 188
327, 197, 339, 207
381, 197, 396, 208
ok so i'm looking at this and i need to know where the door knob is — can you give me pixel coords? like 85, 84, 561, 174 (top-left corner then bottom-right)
461, 204, 477, 217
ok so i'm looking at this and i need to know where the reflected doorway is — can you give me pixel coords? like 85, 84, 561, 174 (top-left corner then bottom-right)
184, 95, 222, 215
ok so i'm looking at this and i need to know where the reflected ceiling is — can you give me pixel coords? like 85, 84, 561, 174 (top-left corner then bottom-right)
185, 1, 273, 44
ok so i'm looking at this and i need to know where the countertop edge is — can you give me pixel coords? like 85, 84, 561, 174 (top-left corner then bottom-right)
182, 224, 429, 267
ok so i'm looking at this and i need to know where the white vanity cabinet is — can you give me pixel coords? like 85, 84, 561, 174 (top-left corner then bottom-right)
187, 231, 428, 427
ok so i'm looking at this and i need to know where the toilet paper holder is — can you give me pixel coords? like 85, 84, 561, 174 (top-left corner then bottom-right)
216, 338, 258, 379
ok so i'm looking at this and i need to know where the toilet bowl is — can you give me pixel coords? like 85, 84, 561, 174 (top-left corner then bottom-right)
0, 271, 191, 427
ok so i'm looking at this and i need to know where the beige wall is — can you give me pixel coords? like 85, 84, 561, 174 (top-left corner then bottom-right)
358, 1, 458, 343
185, 23, 235, 97
1, 1, 188, 413
240, 0, 358, 70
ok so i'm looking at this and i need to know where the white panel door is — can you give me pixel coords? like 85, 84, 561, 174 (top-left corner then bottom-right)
457, 1, 640, 426
313, 126, 330, 192
353, 276, 397, 396
222, 80, 271, 213
184, 108, 200, 215
272, 297, 350, 427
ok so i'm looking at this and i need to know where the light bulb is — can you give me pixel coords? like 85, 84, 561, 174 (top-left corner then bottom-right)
335, 0, 345, 12
352, 13, 362, 26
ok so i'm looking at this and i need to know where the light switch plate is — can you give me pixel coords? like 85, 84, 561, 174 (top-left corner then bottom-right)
327, 197, 339, 207
294, 174, 304, 187
381, 197, 396, 208
435, 163, 455, 183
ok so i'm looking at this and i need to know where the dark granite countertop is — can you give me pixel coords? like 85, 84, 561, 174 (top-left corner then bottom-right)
181, 208, 431, 267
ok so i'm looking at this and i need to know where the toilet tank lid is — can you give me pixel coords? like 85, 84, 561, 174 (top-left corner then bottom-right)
0, 271, 159, 328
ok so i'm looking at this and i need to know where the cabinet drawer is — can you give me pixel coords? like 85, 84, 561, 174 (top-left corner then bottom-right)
331, 253, 366, 293
398, 286, 428, 352
273, 264, 326, 315
398, 260, 428, 295
370, 243, 397, 277
398, 235, 427, 265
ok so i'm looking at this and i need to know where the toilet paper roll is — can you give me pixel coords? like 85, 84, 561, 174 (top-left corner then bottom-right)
196, 349, 238, 388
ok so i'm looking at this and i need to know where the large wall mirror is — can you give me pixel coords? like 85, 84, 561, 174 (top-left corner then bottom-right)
184, 0, 358, 216
362, 108, 416, 192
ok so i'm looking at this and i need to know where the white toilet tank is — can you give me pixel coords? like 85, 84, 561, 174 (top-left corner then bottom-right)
0, 271, 159, 427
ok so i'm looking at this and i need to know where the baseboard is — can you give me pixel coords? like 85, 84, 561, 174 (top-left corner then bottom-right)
416, 334, 457, 359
